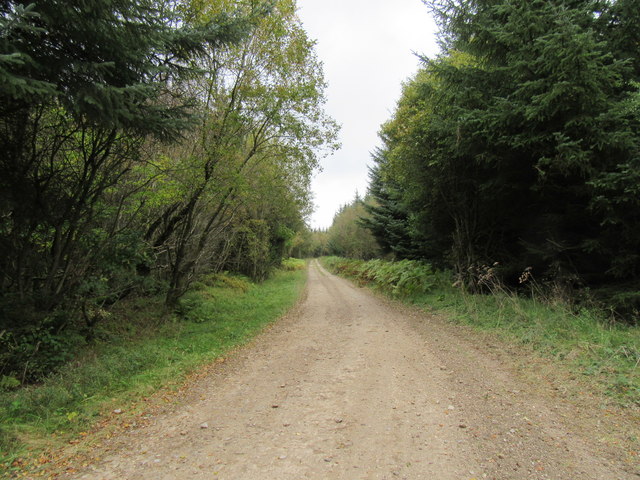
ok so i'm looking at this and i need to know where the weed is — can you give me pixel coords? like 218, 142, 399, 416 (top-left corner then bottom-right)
197, 272, 252, 292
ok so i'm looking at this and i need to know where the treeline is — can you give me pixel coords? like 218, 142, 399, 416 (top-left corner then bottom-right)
360, 0, 639, 320
0, 0, 337, 383
295, 192, 381, 259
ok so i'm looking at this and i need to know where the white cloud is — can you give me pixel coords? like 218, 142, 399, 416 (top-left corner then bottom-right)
297, 0, 439, 229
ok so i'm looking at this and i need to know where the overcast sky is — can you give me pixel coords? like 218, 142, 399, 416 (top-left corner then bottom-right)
296, 0, 440, 230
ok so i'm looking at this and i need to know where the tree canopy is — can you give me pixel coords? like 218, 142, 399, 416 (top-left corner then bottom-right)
363, 0, 640, 316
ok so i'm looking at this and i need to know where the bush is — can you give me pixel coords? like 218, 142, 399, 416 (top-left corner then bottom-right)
281, 258, 306, 271
0, 319, 85, 384
322, 257, 436, 297
604, 290, 640, 325
176, 291, 211, 323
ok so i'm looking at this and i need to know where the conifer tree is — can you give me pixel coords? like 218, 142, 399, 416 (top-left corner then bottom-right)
360, 148, 417, 260
373, 0, 640, 295
0, 0, 254, 317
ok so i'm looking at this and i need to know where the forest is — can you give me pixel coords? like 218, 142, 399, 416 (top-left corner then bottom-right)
1, 0, 639, 471
2, 0, 639, 395
325, 0, 640, 323
0, 0, 337, 385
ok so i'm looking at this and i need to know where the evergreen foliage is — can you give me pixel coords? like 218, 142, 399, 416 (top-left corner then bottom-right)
0, 0, 254, 135
362, 0, 640, 319
360, 148, 418, 260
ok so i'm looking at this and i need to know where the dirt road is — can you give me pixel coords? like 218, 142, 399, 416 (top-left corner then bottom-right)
67, 260, 637, 479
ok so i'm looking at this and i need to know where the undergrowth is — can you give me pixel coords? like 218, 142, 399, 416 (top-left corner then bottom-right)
281, 258, 307, 271
322, 256, 640, 407
0, 266, 307, 471
322, 256, 437, 297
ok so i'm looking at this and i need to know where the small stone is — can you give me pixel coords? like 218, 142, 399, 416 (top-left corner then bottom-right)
278, 455, 287, 460
459, 424, 467, 429
180, 431, 187, 436
272, 405, 279, 409
200, 422, 209, 429
113, 409, 123, 415
335, 419, 343, 424
447, 405, 455, 410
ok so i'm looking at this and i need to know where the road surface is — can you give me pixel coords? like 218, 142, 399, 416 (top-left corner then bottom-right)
67, 260, 637, 479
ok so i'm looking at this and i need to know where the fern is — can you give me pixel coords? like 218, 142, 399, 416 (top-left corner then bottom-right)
323, 257, 436, 298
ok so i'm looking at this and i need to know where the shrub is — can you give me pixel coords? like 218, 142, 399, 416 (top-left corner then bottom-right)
322, 257, 436, 297
199, 273, 251, 292
0, 320, 85, 384
281, 258, 306, 271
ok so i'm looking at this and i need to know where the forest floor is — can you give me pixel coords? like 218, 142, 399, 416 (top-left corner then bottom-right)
43, 260, 638, 479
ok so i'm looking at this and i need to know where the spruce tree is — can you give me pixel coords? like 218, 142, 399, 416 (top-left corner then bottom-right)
361, 148, 419, 260
415, 0, 640, 285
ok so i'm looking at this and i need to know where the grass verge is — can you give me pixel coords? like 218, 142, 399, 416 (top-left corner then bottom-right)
0, 267, 307, 473
322, 256, 640, 407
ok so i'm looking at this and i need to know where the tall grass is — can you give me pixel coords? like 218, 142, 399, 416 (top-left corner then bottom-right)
0, 267, 307, 469
322, 256, 639, 406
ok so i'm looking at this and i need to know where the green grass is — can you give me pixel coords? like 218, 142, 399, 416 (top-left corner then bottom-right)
322, 256, 640, 406
0, 267, 307, 469
420, 288, 640, 402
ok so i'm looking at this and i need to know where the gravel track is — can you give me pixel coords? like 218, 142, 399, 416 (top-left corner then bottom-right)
65, 260, 638, 479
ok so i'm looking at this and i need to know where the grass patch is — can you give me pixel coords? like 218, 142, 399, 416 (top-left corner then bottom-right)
421, 288, 640, 403
0, 268, 306, 471
322, 256, 640, 407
